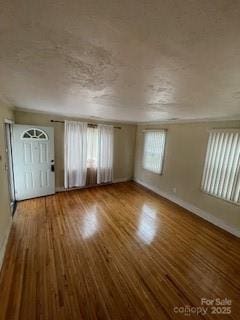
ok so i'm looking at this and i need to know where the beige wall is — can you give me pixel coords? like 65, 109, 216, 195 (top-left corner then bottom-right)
0, 104, 14, 267
134, 120, 240, 232
3, 109, 240, 240
15, 110, 136, 189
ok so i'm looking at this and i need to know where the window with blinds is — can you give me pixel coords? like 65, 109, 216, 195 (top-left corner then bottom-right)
142, 130, 166, 174
201, 129, 240, 204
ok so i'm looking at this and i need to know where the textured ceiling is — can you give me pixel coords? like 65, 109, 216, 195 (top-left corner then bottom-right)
0, 0, 240, 122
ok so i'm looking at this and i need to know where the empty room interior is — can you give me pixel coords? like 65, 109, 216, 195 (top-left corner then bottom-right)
0, 1, 240, 319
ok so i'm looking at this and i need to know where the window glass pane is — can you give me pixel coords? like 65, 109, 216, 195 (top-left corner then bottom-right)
28, 129, 34, 136
142, 130, 166, 174
23, 132, 31, 138
36, 130, 42, 136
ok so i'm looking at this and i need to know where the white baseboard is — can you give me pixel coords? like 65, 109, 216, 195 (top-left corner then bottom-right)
0, 220, 12, 271
56, 177, 132, 193
113, 177, 132, 183
134, 178, 240, 238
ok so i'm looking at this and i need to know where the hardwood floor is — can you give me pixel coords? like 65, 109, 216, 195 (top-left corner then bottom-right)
0, 182, 240, 320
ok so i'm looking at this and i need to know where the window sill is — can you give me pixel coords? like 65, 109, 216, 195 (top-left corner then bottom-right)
142, 167, 163, 175
201, 189, 240, 207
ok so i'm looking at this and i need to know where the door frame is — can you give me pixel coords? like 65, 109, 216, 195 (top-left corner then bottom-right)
4, 119, 16, 216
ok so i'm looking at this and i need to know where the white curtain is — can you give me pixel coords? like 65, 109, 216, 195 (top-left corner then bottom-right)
86, 127, 98, 185
97, 124, 114, 184
87, 127, 98, 169
64, 121, 88, 188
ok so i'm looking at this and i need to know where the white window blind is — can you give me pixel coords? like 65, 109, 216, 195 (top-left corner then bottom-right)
142, 130, 166, 174
201, 129, 240, 204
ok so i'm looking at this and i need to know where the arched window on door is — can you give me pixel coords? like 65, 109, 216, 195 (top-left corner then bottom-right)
21, 128, 48, 140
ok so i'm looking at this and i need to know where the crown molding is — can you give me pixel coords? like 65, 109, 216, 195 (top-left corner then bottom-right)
14, 107, 137, 125
14, 106, 240, 126
137, 115, 240, 125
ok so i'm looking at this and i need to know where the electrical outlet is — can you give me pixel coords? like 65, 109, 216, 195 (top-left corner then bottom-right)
173, 187, 177, 194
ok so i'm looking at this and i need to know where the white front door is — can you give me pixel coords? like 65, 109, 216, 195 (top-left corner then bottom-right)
12, 125, 55, 200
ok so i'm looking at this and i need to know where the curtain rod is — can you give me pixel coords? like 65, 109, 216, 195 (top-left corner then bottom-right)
50, 120, 121, 129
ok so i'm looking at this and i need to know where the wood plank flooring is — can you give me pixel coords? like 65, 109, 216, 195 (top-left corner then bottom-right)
0, 182, 240, 319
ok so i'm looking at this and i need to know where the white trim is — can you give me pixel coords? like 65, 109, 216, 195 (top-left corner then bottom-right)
14, 107, 240, 125
14, 107, 136, 125
208, 128, 240, 133
0, 220, 12, 271
201, 189, 240, 207
138, 115, 240, 125
55, 177, 132, 193
113, 177, 131, 183
134, 178, 240, 238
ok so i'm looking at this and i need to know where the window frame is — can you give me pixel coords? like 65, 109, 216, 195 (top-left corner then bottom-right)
201, 128, 240, 206
142, 129, 167, 175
